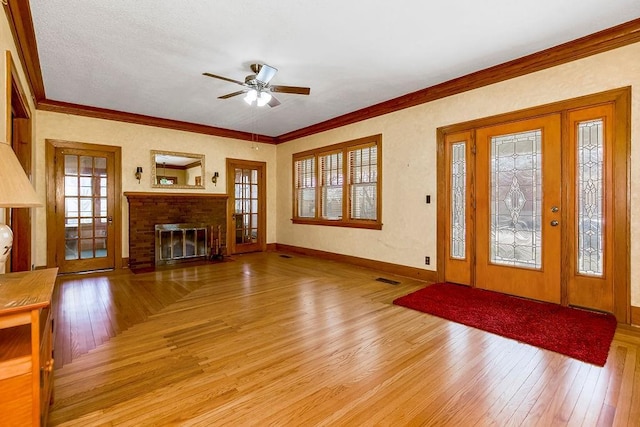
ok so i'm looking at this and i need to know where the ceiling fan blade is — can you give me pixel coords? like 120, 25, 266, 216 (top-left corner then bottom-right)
270, 85, 311, 95
218, 90, 246, 99
256, 64, 278, 84
203, 72, 245, 86
267, 95, 281, 108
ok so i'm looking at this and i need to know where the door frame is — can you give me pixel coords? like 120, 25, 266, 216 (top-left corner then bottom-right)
45, 139, 123, 271
5, 50, 33, 271
436, 87, 630, 323
226, 158, 267, 254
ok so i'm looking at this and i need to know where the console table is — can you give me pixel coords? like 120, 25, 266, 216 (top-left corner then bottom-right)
0, 268, 58, 426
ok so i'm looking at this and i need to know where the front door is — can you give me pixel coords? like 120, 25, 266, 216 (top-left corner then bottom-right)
442, 101, 620, 315
227, 158, 266, 254
475, 115, 562, 303
49, 143, 119, 273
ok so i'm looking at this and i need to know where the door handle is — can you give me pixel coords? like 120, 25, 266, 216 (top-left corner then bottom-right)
551, 206, 559, 213
107, 216, 113, 225
550, 220, 559, 226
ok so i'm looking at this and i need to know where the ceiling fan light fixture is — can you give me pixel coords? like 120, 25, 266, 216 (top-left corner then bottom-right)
244, 89, 258, 105
256, 91, 272, 107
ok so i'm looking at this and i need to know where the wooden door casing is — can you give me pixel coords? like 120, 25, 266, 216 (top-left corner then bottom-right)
45, 140, 123, 273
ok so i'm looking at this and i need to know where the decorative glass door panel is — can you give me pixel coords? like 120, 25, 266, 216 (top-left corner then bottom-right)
227, 159, 266, 254
475, 115, 562, 303
567, 105, 614, 312
444, 131, 473, 286
490, 130, 542, 269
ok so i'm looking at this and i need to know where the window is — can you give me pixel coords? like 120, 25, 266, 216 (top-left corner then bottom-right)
293, 134, 381, 229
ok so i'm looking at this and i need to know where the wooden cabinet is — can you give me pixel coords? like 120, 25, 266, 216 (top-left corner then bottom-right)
0, 268, 58, 426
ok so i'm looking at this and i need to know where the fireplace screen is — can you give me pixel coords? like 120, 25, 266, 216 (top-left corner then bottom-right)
155, 223, 208, 265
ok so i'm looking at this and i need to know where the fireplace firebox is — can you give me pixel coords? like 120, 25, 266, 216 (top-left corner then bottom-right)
155, 223, 208, 265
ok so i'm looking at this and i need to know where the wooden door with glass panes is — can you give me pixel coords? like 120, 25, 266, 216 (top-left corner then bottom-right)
444, 105, 617, 313
227, 159, 266, 254
54, 147, 116, 273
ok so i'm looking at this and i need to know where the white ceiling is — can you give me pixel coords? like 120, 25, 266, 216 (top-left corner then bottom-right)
28, 0, 640, 137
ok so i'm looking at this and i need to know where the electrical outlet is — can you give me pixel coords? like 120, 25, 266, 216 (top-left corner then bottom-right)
425, 256, 430, 265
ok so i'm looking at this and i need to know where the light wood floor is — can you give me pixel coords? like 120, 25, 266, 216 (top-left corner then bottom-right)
48, 252, 640, 426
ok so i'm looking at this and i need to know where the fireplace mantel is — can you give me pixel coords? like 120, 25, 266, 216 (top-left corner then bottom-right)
124, 192, 228, 199
125, 192, 228, 271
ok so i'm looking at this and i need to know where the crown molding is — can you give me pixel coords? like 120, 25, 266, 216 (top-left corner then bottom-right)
38, 99, 276, 143
5, 0, 640, 144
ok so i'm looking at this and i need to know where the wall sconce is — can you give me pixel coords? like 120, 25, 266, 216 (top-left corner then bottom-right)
211, 171, 219, 186
135, 166, 143, 183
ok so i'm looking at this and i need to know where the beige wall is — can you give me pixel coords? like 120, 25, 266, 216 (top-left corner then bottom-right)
34, 111, 278, 264
276, 42, 640, 306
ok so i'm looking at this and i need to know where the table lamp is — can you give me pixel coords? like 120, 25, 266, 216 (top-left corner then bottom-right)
0, 142, 42, 272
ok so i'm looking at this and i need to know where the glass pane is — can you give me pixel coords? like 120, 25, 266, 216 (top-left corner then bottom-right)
349, 145, 377, 220
65, 155, 78, 175
320, 152, 343, 219
95, 222, 107, 239
295, 157, 316, 218
80, 177, 93, 197
80, 156, 93, 176
577, 119, 604, 276
80, 198, 93, 217
490, 130, 542, 269
65, 220, 78, 239
80, 239, 94, 259
297, 188, 315, 218
80, 223, 94, 238
65, 198, 79, 217
64, 177, 78, 196
65, 240, 79, 260
450, 142, 466, 259
94, 157, 107, 176
351, 184, 376, 220
94, 198, 107, 218
95, 239, 107, 258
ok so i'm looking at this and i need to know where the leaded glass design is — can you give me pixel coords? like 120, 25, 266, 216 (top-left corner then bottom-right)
490, 130, 542, 269
450, 142, 466, 259
577, 119, 604, 276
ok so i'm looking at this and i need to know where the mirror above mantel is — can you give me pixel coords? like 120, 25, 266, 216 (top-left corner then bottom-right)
151, 150, 205, 189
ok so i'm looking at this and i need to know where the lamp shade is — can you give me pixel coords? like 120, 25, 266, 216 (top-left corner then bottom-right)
0, 142, 42, 208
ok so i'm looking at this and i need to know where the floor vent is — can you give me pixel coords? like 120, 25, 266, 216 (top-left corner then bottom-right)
279, 254, 293, 259
376, 277, 400, 285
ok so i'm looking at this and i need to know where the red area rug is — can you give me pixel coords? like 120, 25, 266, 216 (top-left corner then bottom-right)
393, 283, 617, 366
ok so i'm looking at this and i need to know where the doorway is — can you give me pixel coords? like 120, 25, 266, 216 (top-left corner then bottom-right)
226, 158, 266, 254
46, 140, 122, 273
6, 51, 33, 272
438, 88, 629, 322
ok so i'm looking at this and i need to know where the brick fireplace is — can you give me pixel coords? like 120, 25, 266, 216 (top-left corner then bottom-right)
124, 192, 228, 271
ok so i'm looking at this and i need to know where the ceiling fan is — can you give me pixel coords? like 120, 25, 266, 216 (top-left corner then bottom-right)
203, 63, 311, 108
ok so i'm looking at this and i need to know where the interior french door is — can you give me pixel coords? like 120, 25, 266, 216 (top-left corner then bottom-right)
443, 102, 618, 314
51, 145, 117, 273
226, 158, 266, 254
